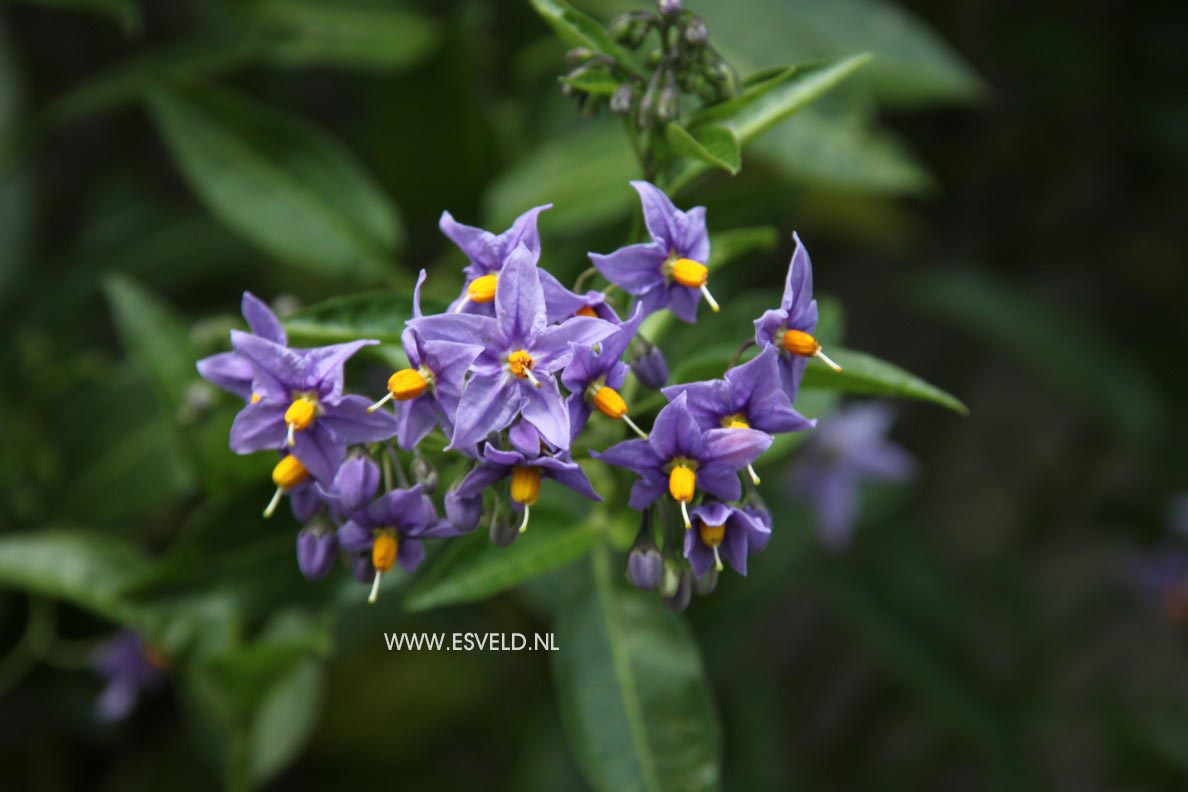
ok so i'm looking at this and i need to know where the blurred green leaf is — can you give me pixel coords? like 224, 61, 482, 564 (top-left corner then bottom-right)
529, 0, 646, 78
7, 0, 139, 33
405, 499, 604, 612
145, 83, 400, 280
694, 0, 985, 107
802, 346, 968, 415
910, 269, 1162, 442
283, 290, 442, 347
552, 547, 720, 792
665, 123, 741, 176
104, 275, 196, 409
250, 657, 323, 783
705, 225, 778, 270
0, 529, 150, 619
247, 0, 439, 71
561, 70, 620, 95
669, 56, 872, 192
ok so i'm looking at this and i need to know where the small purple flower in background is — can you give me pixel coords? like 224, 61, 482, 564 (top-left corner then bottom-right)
663, 345, 813, 484
366, 271, 484, 450
589, 181, 720, 322
226, 330, 398, 482
337, 483, 458, 603
791, 402, 915, 551
91, 630, 166, 722
753, 233, 842, 402
410, 245, 618, 452
593, 391, 771, 529
562, 305, 649, 441
1134, 548, 1188, 625
196, 292, 287, 402
684, 500, 772, 576
628, 337, 669, 389
451, 423, 601, 533
441, 203, 551, 315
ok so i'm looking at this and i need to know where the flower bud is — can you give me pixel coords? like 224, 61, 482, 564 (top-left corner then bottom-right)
445, 486, 481, 532
411, 453, 438, 495
693, 565, 718, 596
637, 80, 659, 129
489, 510, 520, 548
610, 83, 635, 115
656, 77, 680, 124
627, 546, 664, 590
564, 47, 595, 66
658, 0, 683, 17
684, 18, 708, 45
663, 571, 693, 611
630, 342, 669, 388
296, 526, 337, 580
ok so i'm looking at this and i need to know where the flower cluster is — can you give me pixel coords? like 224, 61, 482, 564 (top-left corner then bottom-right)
198, 180, 842, 608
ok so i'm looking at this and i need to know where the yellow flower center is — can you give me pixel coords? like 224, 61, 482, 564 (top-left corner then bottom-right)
271, 455, 309, 491
782, 329, 820, 358
668, 464, 696, 503
591, 384, 628, 419
698, 521, 725, 548
372, 532, 398, 573
576, 305, 598, 318
466, 274, 498, 304
285, 395, 317, 431
387, 367, 429, 400
669, 257, 708, 288
510, 466, 542, 506
723, 413, 749, 429
250, 392, 262, 404
508, 349, 536, 379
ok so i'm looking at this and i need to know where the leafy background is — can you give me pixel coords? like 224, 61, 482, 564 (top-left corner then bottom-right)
0, 0, 1186, 789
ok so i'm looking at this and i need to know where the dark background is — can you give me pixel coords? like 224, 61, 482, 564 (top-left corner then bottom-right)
1, 0, 1186, 789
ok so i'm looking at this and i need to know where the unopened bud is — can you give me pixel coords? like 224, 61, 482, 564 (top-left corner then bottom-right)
411, 453, 438, 494
296, 526, 338, 580
663, 572, 693, 611
445, 486, 481, 532
610, 83, 635, 115
684, 18, 708, 45
658, 0, 683, 17
630, 341, 669, 388
656, 77, 680, 124
693, 565, 718, 596
628, 546, 664, 590
489, 511, 520, 548
565, 47, 596, 66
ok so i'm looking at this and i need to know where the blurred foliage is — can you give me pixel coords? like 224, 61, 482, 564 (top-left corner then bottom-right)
0, 0, 1184, 790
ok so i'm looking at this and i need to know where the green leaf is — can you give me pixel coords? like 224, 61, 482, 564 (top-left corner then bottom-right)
0, 529, 151, 619
665, 123, 741, 175
801, 346, 968, 415
561, 70, 621, 96
144, 83, 400, 280
529, 0, 646, 77
694, 0, 985, 107
705, 225, 779, 270
284, 291, 415, 346
247, 0, 440, 72
668, 55, 871, 193
7, 0, 140, 33
405, 499, 604, 612
103, 275, 196, 409
552, 547, 720, 792
250, 658, 323, 784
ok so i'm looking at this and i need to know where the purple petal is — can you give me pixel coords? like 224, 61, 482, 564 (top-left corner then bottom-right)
666, 283, 701, 324
753, 308, 788, 348
197, 352, 255, 401
455, 461, 512, 499
96, 679, 139, 721
591, 439, 662, 476
318, 395, 399, 444
449, 371, 521, 451
700, 427, 773, 469
304, 340, 378, 400
683, 529, 714, 579
231, 331, 304, 395
440, 211, 499, 274
395, 397, 441, 451
628, 473, 667, 510
539, 269, 588, 323
229, 402, 287, 453
544, 463, 602, 501
291, 424, 345, 483
695, 467, 742, 502
533, 316, 620, 371
495, 244, 547, 347
329, 455, 380, 512
588, 241, 666, 294
397, 537, 426, 573
661, 379, 729, 430
337, 520, 372, 553
649, 392, 703, 461
242, 292, 286, 344
631, 180, 681, 248
520, 377, 571, 450
408, 312, 498, 346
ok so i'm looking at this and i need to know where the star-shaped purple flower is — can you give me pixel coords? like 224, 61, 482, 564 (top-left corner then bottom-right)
662, 345, 813, 483
409, 245, 618, 453
441, 203, 551, 315
196, 292, 286, 401
226, 331, 398, 483
561, 304, 648, 441
753, 233, 840, 401
539, 269, 622, 323
684, 500, 772, 576
91, 630, 166, 722
589, 181, 719, 323
337, 483, 459, 602
452, 422, 601, 533
791, 402, 915, 551
592, 391, 772, 528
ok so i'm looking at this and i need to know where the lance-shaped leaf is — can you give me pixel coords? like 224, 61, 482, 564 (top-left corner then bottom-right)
551, 547, 720, 792
801, 346, 968, 415
145, 84, 400, 280
665, 123, 741, 175
282, 291, 442, 347
529, 0, 646, 77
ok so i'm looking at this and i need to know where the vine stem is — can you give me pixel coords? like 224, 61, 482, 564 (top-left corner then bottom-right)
727, 339, 755, 371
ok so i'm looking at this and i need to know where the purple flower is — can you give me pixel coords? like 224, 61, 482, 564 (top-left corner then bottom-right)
367, 270, 483, 450
196, 292, 287, 401
91, 631, 166, 721
753, 233, 841, 401
662, 345, 813, 483
627, 544, 664, 590
262, 452, 322, 520
296, 526, 338, 580
684, 501, 772, 577
316, 454, 381, 517
441, 204, 551, 315
629, 339, 669, 389
561, 305, 648, 441
589, 181, 719, 323
226, 331, 398, 483
592, 391, 772, 529
539, 269, 622, 323
337, 484, 458, 603
409, 245, 618, 452
452, 423, 600, 533
1134, 547, 1188, 625
791, 403, 915, 550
